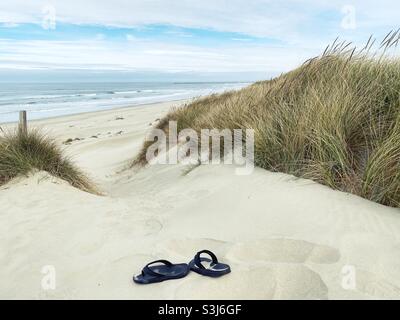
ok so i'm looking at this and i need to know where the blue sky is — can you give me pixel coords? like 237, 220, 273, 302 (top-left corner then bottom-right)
0, 0, 399, 81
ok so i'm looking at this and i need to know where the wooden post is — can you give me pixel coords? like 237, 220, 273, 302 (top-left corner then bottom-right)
19, 110, 27, 135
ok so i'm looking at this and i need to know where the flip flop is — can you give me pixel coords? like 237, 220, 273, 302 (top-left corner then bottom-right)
133, 260, 190, 284
189, 250, 231, 277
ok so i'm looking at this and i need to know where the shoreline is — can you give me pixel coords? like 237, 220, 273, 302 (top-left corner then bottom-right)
0, 81, 252, 126
0, 98, 190, 127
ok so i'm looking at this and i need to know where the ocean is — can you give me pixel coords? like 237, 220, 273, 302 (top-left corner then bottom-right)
0, 82, 249, 123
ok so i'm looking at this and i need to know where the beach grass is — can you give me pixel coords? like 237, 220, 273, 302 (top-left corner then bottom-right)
134, 33, 400, 208
0, 129, 97, 193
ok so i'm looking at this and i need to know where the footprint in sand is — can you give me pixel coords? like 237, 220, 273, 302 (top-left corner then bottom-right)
174, 265, 328, 300
168, 238, 338, 299
226, 238, 341, 264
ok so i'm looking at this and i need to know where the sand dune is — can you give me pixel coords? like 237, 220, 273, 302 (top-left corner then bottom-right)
1, 101, 400, 299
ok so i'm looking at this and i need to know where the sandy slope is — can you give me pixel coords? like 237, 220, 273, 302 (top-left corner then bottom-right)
1, 100, 400, 300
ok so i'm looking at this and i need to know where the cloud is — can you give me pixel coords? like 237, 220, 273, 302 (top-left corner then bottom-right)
0, 1, 399, 75
95, 33, 106, 40
1, 1, 398, 40
0, 38, 315, 73
2, 22, 19, 27
125, 34, 137, 41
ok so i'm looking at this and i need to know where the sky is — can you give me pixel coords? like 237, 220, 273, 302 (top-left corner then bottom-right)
0, 0, 399, 82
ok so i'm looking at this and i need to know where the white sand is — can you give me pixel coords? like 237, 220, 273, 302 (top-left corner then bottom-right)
1, 100, 400, 300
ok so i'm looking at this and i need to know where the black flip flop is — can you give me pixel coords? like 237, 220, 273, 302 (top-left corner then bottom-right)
133, 260, 189, 284
189, 250, 231, 278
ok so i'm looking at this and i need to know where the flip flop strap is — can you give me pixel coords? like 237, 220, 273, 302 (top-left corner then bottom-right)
194, 250, 219, 269
142, 260, 173, 277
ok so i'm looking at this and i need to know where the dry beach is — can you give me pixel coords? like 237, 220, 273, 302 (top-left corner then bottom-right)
1, 100, 400, 299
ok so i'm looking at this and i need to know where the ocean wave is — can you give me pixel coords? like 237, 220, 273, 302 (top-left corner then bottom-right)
0, 82, 250, 123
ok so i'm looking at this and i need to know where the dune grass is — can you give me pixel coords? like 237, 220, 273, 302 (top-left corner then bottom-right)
0, 129, 97, 193
133, 33, 400, 208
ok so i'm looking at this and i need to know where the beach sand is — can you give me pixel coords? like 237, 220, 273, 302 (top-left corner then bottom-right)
1, 100, 400, 299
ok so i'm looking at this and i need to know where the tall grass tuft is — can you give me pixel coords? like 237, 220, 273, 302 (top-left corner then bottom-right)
133, 33, 400, 208
0, 129, 97, 193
